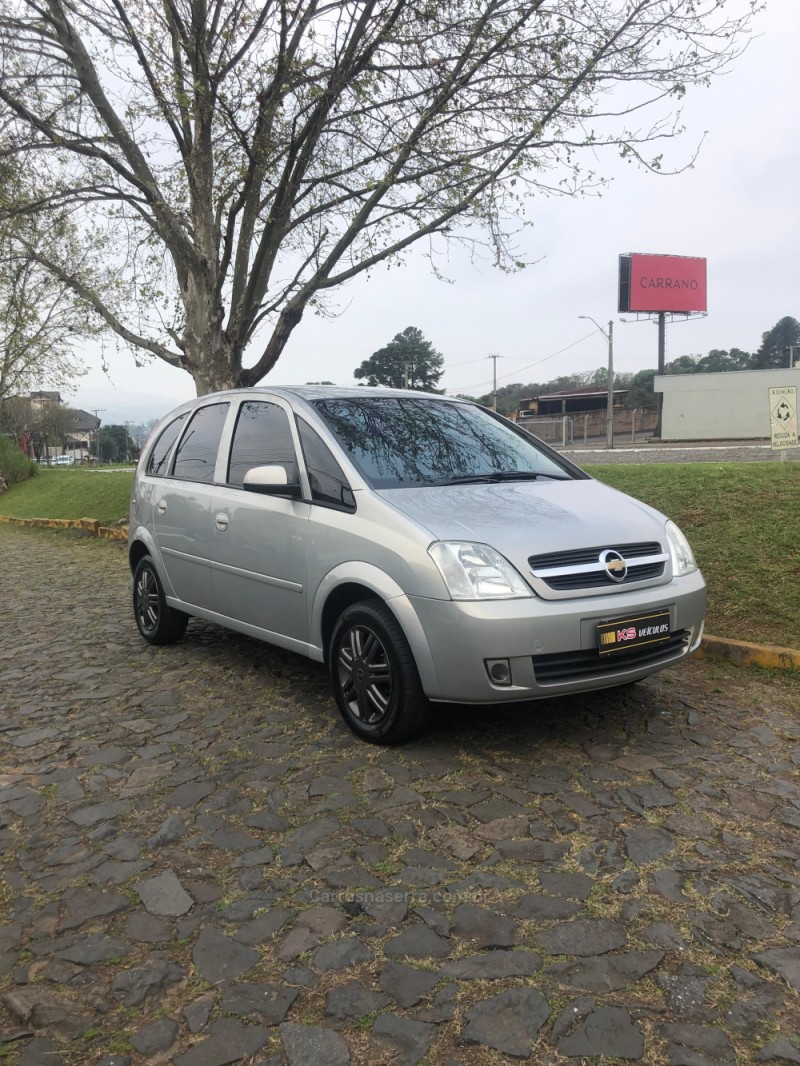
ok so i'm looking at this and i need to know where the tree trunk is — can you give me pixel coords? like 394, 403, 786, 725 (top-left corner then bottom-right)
183, 268, 236, 396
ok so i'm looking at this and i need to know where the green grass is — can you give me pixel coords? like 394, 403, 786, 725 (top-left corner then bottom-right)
586, 462, 800, 646
0, 461, 797, 647
0, 467, 134, 526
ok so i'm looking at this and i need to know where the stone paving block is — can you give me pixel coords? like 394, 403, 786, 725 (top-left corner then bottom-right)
460, 987, 551, 1057
136, 869, 195, 916
220, 982, 299, 1025
173, 1018, 269, 1066
281, 1022, 350, 1066
384, 924, 451, 959
325, 980, 390, 1021
379, 961, 440, 1007
372, 1015, 435, 1065
558, 1005, 644, 1059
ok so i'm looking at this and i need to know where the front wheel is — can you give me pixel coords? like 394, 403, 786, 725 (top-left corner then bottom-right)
329, 600, 431, 745
133, 556, 188, 646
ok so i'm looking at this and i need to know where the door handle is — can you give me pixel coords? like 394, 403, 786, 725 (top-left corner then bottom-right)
157, 499, 167, 515
215, 513, 229, 531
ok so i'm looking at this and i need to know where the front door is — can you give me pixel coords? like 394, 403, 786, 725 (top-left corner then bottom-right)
205, 399, 310, 645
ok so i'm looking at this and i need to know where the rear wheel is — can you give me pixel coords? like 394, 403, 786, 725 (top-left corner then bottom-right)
133, 556, 188, 645
329, 600, 431, 745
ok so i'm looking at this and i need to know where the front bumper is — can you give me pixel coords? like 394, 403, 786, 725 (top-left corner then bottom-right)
405, 571, 707, 703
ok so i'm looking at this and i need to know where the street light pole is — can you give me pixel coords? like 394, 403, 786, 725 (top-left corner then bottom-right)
578, 316, 614, 449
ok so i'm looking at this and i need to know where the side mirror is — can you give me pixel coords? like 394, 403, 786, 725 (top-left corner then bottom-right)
242, 465, 302, 497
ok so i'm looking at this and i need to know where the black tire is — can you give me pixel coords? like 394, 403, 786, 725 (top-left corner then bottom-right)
133, 556, 188, 645
329, 599, 432, 745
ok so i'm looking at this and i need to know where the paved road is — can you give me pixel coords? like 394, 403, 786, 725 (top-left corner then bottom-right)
562, 443, 800, 465
2, 525, 800, 1065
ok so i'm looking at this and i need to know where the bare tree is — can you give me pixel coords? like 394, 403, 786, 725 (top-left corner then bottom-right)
0, 163, 96, 407
0, 247, 91, 408
0, 0, 758, 395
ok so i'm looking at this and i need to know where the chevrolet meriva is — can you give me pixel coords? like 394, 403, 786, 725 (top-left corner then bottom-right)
129, 387, 706, 744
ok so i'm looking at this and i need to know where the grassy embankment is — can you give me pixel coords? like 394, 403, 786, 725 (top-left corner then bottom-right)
0, 468, 134, 527
585, 462, 799, 648
0, 462, 797, 646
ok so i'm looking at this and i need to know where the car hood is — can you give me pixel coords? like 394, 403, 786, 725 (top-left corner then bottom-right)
376, 479, 667, 561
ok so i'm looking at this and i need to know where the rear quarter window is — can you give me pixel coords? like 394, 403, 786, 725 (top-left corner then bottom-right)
146, 412, 188, 476
172, 403, 230, 483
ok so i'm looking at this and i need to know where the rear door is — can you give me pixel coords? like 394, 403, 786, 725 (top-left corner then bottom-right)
152, 401, 230, 610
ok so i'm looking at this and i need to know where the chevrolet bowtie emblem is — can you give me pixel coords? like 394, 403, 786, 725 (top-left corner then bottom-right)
600, 549, 628, 582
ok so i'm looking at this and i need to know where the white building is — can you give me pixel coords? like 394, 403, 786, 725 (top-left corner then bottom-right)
654, 367, 799, 441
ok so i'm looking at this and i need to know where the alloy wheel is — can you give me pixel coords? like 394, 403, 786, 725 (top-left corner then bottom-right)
337, 624, 393, 724
135, 565, 160, 634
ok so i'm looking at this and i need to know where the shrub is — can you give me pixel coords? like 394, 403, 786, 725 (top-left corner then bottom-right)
0, 434, 38, 486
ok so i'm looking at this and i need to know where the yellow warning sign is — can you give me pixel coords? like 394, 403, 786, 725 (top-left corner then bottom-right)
769, 386, 798, 449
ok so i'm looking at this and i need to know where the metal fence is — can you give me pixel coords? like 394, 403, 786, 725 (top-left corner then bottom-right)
518, 409, 658, 447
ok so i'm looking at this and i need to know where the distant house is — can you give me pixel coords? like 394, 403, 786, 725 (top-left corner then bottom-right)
517, 385, 629, 419
12, 392, 100, 461
64, 409, 100, 461
29, 390, 63, 410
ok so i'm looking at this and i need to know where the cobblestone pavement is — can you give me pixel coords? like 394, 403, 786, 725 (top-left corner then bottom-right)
562, 444, 800, 465
2, 525, 800, 1066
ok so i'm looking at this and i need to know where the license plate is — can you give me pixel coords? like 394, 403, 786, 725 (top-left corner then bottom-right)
597, 610, 671, 655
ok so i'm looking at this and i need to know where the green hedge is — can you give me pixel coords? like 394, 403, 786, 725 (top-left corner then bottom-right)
0, 434, 38, 485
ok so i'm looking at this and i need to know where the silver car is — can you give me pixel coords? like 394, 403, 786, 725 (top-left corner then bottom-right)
129, 387, 706, 744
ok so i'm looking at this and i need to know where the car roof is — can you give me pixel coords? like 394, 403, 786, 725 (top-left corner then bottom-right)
205, 385, 464, 403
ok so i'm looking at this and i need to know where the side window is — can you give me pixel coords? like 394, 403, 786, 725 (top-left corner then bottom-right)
172, 403, 229, 483
297, 417, 356, 510
227, 401, 298, 487
146, 412, 188, 476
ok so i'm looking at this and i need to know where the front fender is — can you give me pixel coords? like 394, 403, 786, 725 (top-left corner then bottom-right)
311, 561, 441, 697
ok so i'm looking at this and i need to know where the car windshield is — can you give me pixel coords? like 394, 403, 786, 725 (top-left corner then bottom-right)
313, 396, 572, 489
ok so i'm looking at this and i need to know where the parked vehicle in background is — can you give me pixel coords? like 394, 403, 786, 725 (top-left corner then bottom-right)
39, 454, 75, 466
128, 387, 706, 744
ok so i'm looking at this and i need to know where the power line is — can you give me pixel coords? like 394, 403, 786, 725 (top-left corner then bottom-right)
442, 353, 535, 369
446, 329, 599, 394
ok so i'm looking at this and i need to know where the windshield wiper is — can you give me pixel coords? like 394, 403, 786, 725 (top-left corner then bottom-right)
437, 470, 570, 485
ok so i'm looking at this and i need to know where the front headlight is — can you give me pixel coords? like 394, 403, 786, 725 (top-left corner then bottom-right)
665, 520, 698, 576
428, 542, 533, 600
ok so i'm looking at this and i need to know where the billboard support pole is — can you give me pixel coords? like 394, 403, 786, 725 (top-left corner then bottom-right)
655, 312, 666, 438
606, 320, 614, 449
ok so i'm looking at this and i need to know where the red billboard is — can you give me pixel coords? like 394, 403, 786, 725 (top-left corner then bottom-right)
618, 254, 707, 314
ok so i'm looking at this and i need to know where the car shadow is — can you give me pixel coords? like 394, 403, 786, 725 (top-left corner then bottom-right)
180, 616, 681, 757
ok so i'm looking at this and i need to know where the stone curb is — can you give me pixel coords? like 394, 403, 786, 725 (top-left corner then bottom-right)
1, 513, 798, 670
0, 513, 128, 541
696, 634, 800, 672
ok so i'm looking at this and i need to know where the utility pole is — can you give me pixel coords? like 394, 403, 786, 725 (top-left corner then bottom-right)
578, 317, 614, 449
487, 354, 502, 411
655, 313, 666, 438
92, 409, 105, 463
124, 421, 132, 463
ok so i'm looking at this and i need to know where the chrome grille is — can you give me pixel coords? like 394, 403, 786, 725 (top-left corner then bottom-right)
529, 541, 667, 591
533, 630, 690, 684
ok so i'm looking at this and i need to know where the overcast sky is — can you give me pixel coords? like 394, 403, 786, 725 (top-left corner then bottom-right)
71, 0, 800, 425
